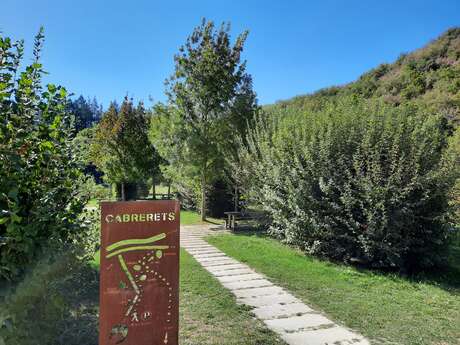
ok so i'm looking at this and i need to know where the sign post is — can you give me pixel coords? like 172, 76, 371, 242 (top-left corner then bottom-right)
99, 200, 180, 345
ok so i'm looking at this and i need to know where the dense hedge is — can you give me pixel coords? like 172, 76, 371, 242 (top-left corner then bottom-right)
237, 99, 459, 270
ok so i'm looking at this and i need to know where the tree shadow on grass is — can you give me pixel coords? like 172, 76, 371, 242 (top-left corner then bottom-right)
205, 219, 222, 225
55, 263, 99, 345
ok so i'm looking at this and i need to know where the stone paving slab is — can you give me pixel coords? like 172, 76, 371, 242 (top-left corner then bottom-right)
253, 302, 314, 320
216, 273, 264, 283
221, 278, 273, 290
181, 244, 215, 250
238, 293, 301, 308
264, 314, 334, 333
197, 258, 240, 266
196, 255, 237, 262
280, 327, 368, 345
205, 263, 249, 272
180, 225, 370, 345
193, 252, 226, 258
187, 249, 221, 255
232, 285, 285, 298
212, 268, 256, 276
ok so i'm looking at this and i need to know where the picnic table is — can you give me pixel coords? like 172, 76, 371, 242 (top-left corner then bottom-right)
224, 211, 255, 231
154, 193, 172, 200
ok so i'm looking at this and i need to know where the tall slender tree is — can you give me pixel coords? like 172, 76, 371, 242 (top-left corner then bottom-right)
163, 19, 257, 220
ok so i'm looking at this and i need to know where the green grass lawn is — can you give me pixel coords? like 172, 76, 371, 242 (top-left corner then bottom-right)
152, 184, 173, 195
207, 233, 460, 345
91, 249, 284, 344
180, 210, 223, 226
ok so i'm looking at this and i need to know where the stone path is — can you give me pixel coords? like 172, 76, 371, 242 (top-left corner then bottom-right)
181, 225, 370, 345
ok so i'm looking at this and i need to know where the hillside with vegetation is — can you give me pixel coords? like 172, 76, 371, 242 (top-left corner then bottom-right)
266, 28, 460, 123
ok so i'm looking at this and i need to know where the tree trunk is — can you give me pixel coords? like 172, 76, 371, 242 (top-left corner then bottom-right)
121, 182, 126, 201
167, 184, 171, 198
234, 186, 238, 212
152, 177, 156, 200
201, 170, 206, 221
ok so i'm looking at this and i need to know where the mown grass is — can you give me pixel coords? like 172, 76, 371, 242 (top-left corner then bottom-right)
180, 210, 223, 226
91, 249, 284, 344
207, 233, 460, 345
151, 184, 173, 195
179, 249, 284, 344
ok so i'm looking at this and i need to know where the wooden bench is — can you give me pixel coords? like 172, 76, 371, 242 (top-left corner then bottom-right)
141, 193, 173, 200
224, 211, 255, 231
155, 193, 172, 200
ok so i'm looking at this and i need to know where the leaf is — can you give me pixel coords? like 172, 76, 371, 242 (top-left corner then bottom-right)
10, 213, 22, 223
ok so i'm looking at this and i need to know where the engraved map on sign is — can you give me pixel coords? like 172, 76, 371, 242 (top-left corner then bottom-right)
99, 200, 180, 345
105, 233, 173, 343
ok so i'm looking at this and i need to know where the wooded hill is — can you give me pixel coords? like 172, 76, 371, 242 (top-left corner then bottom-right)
266, 28, 460, 123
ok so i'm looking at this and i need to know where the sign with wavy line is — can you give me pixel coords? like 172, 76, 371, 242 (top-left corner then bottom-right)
99, 200, 180, 345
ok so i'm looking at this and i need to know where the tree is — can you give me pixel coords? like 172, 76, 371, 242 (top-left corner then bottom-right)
0, 28, 89, 280
91, 98, 158, 200
67, 95, 103, 132
72, 127, 104, 183
162, 19, 258, 220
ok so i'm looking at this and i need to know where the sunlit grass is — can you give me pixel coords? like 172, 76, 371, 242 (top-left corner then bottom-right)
91, 248, 284, 344
208, 233, 460, 345
180, 210, 223, 226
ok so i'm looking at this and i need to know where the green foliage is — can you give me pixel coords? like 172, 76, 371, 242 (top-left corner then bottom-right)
73, 127, 96, 166
266, 27, 460, 123
156, 19, 258, 218
79, 178, 111, 201
238, 98, 458, 270
67, 95, 102, 132
0, 29, 90, 280
72, 126, 105, 183
91, 98, 159, 197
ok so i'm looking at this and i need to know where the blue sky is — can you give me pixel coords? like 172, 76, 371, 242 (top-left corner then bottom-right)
2, 0, 459, 108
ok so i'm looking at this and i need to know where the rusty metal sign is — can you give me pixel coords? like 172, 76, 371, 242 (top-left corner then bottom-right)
99, 200, 180, 345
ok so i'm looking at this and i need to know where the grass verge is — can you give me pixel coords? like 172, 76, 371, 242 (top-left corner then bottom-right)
179, 249, 284, 344
207, 233, 460, 345
180, 210, 223, 226
91, 249, 284, 344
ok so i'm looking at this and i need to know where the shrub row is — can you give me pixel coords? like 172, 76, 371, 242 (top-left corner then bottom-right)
237, 99, 459, 270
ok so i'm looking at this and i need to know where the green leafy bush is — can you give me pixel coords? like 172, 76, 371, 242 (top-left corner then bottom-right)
238, 99, 458, 270
79, 178, 111, 201
0, 29, 88, 279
